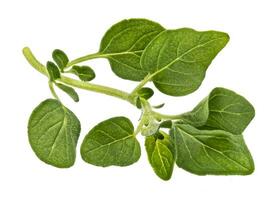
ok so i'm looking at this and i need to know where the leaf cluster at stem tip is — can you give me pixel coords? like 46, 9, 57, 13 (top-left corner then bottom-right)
23, 18, 255, 181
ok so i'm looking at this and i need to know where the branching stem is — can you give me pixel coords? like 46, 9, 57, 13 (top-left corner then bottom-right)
22, 47, 186, 133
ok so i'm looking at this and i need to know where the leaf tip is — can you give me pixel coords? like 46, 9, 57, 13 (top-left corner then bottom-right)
243, 159, 255, 175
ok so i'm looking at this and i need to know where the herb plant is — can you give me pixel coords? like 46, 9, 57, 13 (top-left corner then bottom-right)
23, 18, 255, 180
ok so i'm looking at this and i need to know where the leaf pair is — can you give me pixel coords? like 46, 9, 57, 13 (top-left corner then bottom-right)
28, 103, 140, 168
47, 50, 96, 102
51, 49, 96, 82
81, 116, 174, 181
46, 63, 79, 102
46, 49, 69, 80
99, 19, 165, 81
170, 87, 255, 175
99, 19, 229, 96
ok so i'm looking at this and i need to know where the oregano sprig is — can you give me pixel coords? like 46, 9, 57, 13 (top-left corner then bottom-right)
23, 18, 255, 181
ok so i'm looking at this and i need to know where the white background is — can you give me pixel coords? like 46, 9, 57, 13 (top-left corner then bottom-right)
0, 0, 274, 199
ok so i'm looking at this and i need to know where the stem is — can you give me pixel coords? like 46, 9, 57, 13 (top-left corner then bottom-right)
48, 81, 60, 100
152, 111, 185, 120
23, 47, 134, 104
66, 52, 105, 68
67, 50, 144, 68
130, 74, 152, 97
130, 67, 165, 97
60, 76, 130, 102
22, 47, 47, 75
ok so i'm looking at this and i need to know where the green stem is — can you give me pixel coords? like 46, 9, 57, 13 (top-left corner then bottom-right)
152, 111, 185, 120
66, 52, 105, 68
130, 68, 166, 97
48, 81, 60, 100
67, 50, 144, 68
60, 76, 130, 102
23, 47, 47, 75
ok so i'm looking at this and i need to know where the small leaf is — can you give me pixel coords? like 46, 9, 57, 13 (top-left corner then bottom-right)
99, 18, 165, 81
145, 131, 174, 180
46, 61, 60, 81
136, 87, 154, 108
71, 65, 96, 81
137, 87, 154, 99
141, 28, 229, 96
55, 83, 79, 102
81, 116, 141, 167
170, 123, 254, 175
153, 103, 165, 109
28, 99, 81, 168
180, 87, 255, 134
52, 49, 69, 71
159, 120, 172, 128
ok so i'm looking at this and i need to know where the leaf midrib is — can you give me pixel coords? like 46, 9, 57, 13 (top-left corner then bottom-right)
84, 134, 134, 154
148, 36, 228, 79
102, 50, 143, 58
175, 126, 250, 170
154, 141, 172, 176
48, 107, 67, 158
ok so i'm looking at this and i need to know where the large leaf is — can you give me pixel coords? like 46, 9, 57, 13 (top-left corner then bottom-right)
28, 99, 81, 168
81, 116, 141, 167
170, 123, 254, 175
145, 131, 174, 180
180, 87, 255, 134
99, 18, 165, 81
141, 28, 229, 96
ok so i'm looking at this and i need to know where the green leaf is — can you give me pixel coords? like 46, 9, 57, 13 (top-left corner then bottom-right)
46, 61, 60, 81
28, 99, 81, 168
141, 28, 229, 96
136, 87, 154, 108
81, 116, 141, 167
153, 103, 165, 109
99, 18, 165, 81
71, 65, 96, 81
159, 120, 172, 128
181, 87, 255, 134
137, 87, 154, 99
52, 49, 69, 71
55, 83, 79, 102
145, 131, 174, 180
170, 123, 254, 175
